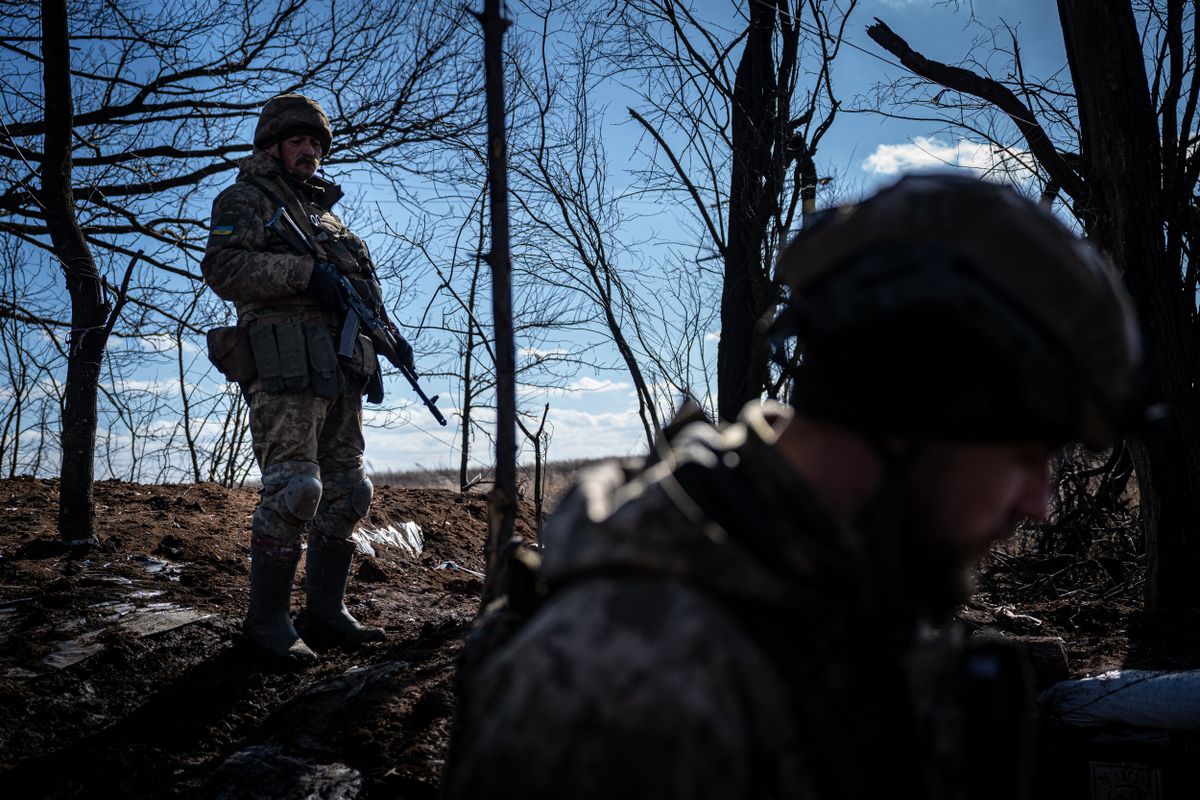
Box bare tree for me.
[603,0,859,420]
[37,0,121,542]
[865,3,1200,610]
[0,0,478,508]
[508,2,667,448]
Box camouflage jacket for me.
[201,151,383,323]
[445,403,1032,800]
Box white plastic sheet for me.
[352,521,423,559]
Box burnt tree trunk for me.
[41,0,112,543]
[478,0,518,608]
[1058,0,1200,609]
[718,0,781,421]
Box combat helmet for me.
[772,174,1143,449]
[253,93,333,155]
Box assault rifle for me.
[265,205,448,426]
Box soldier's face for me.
[273,135,323,180]
[901,442,1052,613]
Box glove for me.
[393,331,416,375]
[305,260,345,313]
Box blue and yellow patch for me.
[212,224,235,236]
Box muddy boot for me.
[304,543,385,644]
[244,555,318,664]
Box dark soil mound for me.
[0,478,535,798]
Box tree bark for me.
[1058,0,1200,610]
[40,0,111,543]
[718,0,779,421]
[478,0,518,608]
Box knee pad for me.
[309,467,371,544]
[350,475,374,519]
[260,460,322,524]
[281,474,322,521]
[319,466,372,521]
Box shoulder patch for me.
[210,212,239,236]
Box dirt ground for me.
[0,476,1197,798]
[0,477,538,798]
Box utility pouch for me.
[350,332,383,403]
[274,321,309,392]
[205,326,257,384]
[306,324,343,400]
[350,333,378,377]
[365,369,384,404]
[248,325,285,393]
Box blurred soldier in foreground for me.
[444,175,1143,798]
[202,95,414,663]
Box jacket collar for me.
[237,150,344,210]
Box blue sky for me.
[1,0,1074,480]
[352,0,1069,473]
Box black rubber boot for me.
[243,555,318,664]
[304,543,386,643]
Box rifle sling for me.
[244,176,330,261]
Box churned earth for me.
[0,476,1194,798]
[0,477,538,798]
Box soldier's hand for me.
[305,260,345,312]
[394,333,416,376]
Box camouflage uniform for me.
[445,403,1032,800]
[447,175,1144,798]
[203,95,388,660]
[203,148,382,559]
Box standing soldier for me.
[444,175,1146,798]
[202,94,414,664]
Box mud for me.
[0,477,1195,798]
[0,477,534,798]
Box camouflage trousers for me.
[248,376,373,561]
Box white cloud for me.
[108,377,182,395]
[536,406,648,461]
[358,393,650,472]
[862,136,1002,176]
[518,376,632,400]
[704,330,720,342]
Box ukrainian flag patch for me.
[212,224,234,235]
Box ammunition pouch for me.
[206,326,257,384]
[347,331,383,404]
[246,321,344,399]
[365,369,384,404]
[348,332,378,378]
